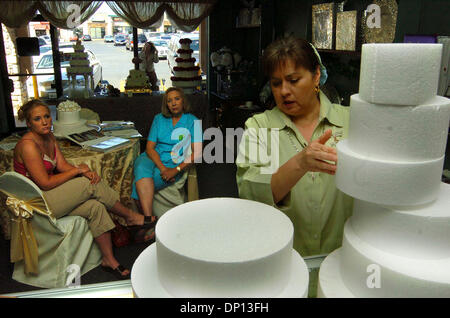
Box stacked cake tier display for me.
[171,38,202,94]
[131,198,310,298]
[125,69,151,90]
[67,40,93,98]
[318,44,450,298]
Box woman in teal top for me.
[236,36,353,296]
[132,87,203,241]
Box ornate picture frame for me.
[312,2,335,50]
[361,0,398,44]
[336,11,357,51]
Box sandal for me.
[133,228,155,244]
[127,215,158,231]
[101,264,130,280]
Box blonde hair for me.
[17,99,50,122]
[161,87,191,117]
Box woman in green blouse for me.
[236,36,354,296]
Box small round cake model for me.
[131,198,310,298]
[318,43,450,298]
[171,38,201,94]
[52,100,86,135]
[67,40,94,98]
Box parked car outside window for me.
[150,38,168,59]
[38,35,51,45]
[81,34,92,41]
[114,35,127,46]
[32,42,74,69]
[126,33,148,51]
[104,35,114,43]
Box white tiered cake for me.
[53,100,86,135]
[125,69,151,90]
[131,198,310,298]
[170,38,201,94]
[67,40,93,98]
[318,43,450,298]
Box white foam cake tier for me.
[131,198,310,298]
[348,94,450,161]
[132,244,309,298]
[359,43,442,106]
[336,139,444,206]
[318,183,450,298]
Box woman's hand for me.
[83,170,101,184]
[77,164,101,184]
[160,167,178,183]
[296,129,337,175]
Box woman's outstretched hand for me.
[296,129,337,175]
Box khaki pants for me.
[43,177,118,238]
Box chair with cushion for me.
[0,172,101,289]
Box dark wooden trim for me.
[50,24,62,98]
[0,26,16,132]
[133,27,139,70]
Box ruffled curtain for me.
[0,1,217,30]
[106,1,166,29]
[0,1,101,29]
[37,1,103,29]
[165,2,215,32]
[0,1,40,28]
[106,1,216,32]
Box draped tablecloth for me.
[0,135,140,239]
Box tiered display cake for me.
[171,38,202,94]
[318,44,450,298]
[67,40,93,98]
[53,100,86,135]
[131,198,310,298]
[125,69,151,90]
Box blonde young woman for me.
[236,36,354,296]
[13,99,154,279]
[132,87,203,241]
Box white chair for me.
[0,172,101,289]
